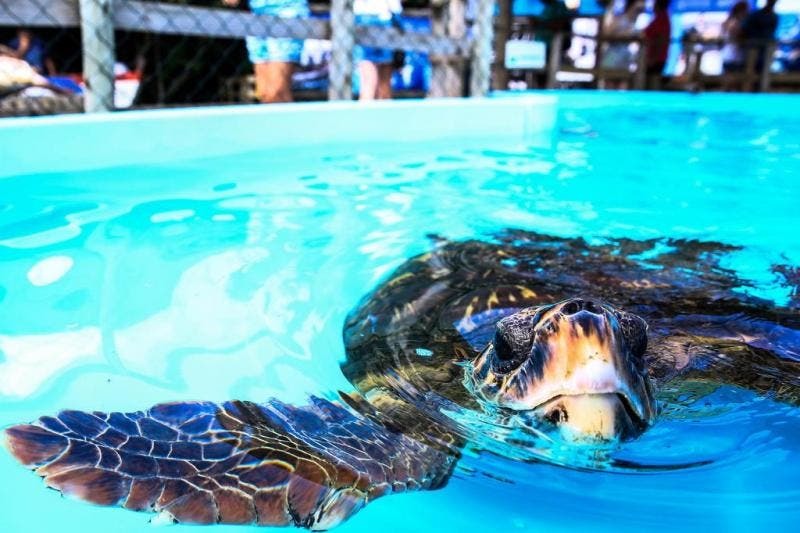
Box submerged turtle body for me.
[5,231,800,529]
[343,232,800,420]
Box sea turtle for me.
[5,230,800,529]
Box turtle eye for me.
[617,311,648,357]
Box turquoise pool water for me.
[1,94,799,531]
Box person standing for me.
[721,1,750,73]
[223,0,310,103]
[601,0,645,89]
[601,0,645,69]
[535,0,573,58]
[354,0,403,100]
[741,0,779,71]
[643,0,671,88]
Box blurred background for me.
[1,0,799,116]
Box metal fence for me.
[0,0,494,116]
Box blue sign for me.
[512,0,606,16]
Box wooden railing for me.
[679,37,792,93]
[525,32,800,93]
[544,32,649,90]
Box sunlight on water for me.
[1,97,799,531]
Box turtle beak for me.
[471,298,656,442]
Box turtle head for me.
[470,298,655,442]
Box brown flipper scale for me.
[3,397,456,530]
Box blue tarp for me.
[512,0,756,16]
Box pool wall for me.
[0,96,557,179]
[4,90,796,180]
[496,89,800,114]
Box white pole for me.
[79,0,116,112]
[329,0,354,101]
[470,0,495,97]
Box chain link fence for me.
[0,0,494,116]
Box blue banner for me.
[512,0,756,16]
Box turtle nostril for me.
[494,332,516,361]
[583,300,602,314]
[562,299,603,316]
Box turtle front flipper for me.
[648,312,800,405]
[3,397,456,530]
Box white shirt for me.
[353,0,402,20]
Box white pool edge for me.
[0,96,557,179]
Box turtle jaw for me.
[469,298,656,442]
[506,355,655,433]
[474,353,653,442]
[531,391,647,442]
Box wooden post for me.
[546,32,563,89]
[79,0,116,112]
[329,0,354,101]
[469,0,495,97]
[595,5,611,88]
[744,47,757,92]
[429,5,445,96]
[492,0,512,91]
[759,42,776,93]
[634,40,646,90]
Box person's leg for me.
[247,35,302,104]
[254,61,294,103]
[646,62,665,90]
[722,62,743,92]
[376,63,393,99]
[358,60,379,101]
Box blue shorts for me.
[246,36,305,64]
[355,15,394,65]
[355,45,394,64]
[246,0,309,64]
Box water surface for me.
[1,95,799,531]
